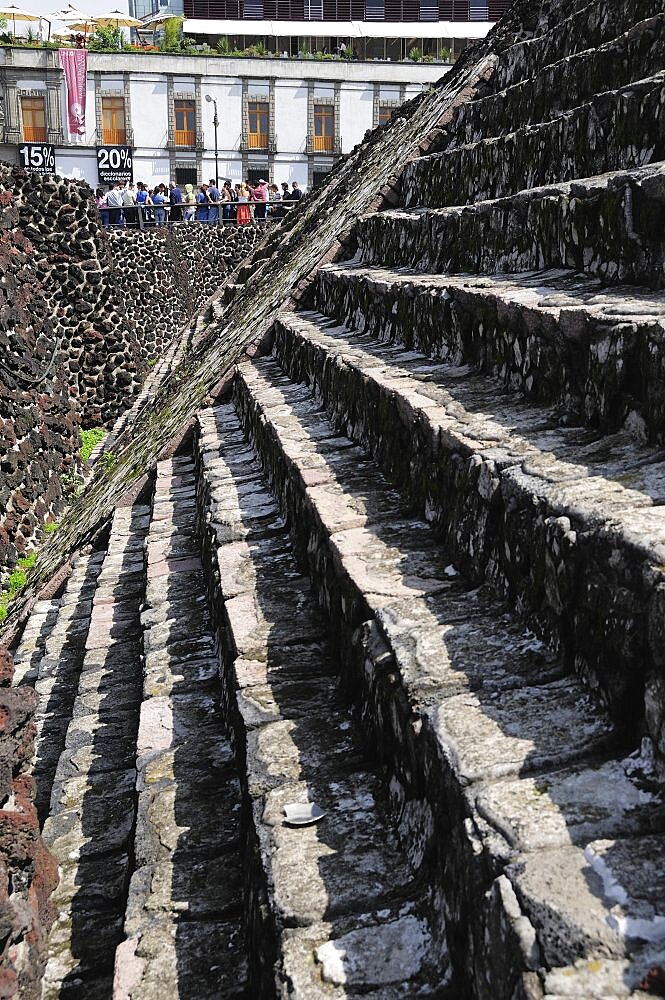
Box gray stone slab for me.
[475,756,665,852]
[257,775,415,926]
[429,678,612,782]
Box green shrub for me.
[0,553,37,623]
[408,45,422,62]
[88,25,128,51]
[159,16,184,52]
[80,427,106,463]
[43,521,59,535]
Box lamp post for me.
[205,94,219,188]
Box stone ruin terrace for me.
[3,0,665,997]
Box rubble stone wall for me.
[105,224,267,360]
[0,649,58,1000]
[4,166,146,429]
[0,180,79,570]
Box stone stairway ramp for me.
[494,0,662,93]
[312,261,665,443]
[449,13,665,148]
[227,353,665,998]
[194,405,453,998]
[11,549,106,821]
[403,71,665,209]
[270,309,665,742]
[114,455,248,999]
[358,161,665,289]
[38,502,151,998]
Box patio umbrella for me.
[94,8,142,28]
[0,4,41,37]
[55,6,95,42]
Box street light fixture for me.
[205,93,219,188]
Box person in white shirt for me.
[105,184,124,227]
[121,183,137,227]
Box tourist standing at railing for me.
[136,182,152,224]
[96,188,110,229]
[122,184,137,227]
[236,182,251,226]
[152,185,167,226]
[221,181,235,223]
[207,179,221,223]
[251,178,269,223]
[183,183,197,222]
[268,183,281,220]
[291,181,303,203]
[169,182,183,222]
[196,184,210,223]
[106,183,124,227]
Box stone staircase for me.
[8,0,665,996]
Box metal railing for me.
[23,126,47,142]
[98,200,294,230]
[174,128,196,147]
[312,134,334,153]
[247,132,268,149]
[102,128,127,145]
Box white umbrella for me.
[94,8,142,27]
[0,3,40,36]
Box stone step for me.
[195,406,453,998]
[312,261,665,444]
[228,354,665,998]
[446,14,665,150]
[114,456,249,1000]
[11,549,106,821]
[39,502,151,1000]
[358,162,665,290]
[496,0,664,93]
[270,310,665,753]
[402,73,665,209]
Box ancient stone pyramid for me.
[4,0,665,995]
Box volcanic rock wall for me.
[4,166,146,428]
[0,648,58,1000]
[0,180,79,570]
[105,223,266,360]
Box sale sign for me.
[97,145,133,184]
[59,49,87,137]
[18,143,56,173]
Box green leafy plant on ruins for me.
[0,553,36,623]
[80,427,107,463]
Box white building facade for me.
[0,44,482,190]
[0,28,504,188]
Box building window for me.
[378,105,393,126]
[174,98,196,147]
[248,100,269,149]
[312,168,331,188]
[313,104,334,152]
[175,165,197,186]
[247,165,269,185]
[21,96,47,142]
[101,96,126,145]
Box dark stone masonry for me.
[3,0,665,997]
[106,223,266,362]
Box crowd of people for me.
[96,178,304,227]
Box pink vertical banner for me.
[58,49,87,136]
